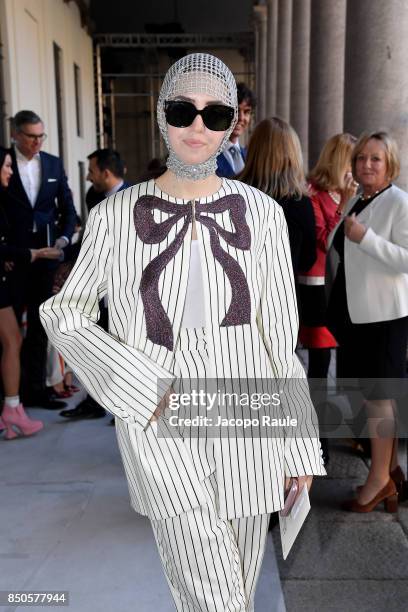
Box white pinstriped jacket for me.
[40,178,325,520]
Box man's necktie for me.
[229,146,245,174]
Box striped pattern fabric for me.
[140,330,269,611]
[151,470,269,612]
[40,178,326,522]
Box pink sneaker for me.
[2,404,43,440]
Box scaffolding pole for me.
[94,43,104,148]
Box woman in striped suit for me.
[40,54,325,611]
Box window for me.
[74,63,83,137]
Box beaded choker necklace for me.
[360,190,380,201]
[360,184,391,201]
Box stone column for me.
[309,0,346,169]
[290,0,311,166]
[253,4,268,121]
[275,0,292,120]
[344,0,408,189]
[266,0,278,116]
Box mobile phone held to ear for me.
[280,478,299,517]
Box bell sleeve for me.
[39,204,173,431]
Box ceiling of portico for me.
[88,0,253,33]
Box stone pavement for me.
[276,349,408,612]
[272,440,408,612]
[0,391,285,612]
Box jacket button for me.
[2,276,6,281]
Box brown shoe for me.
[356,465,407,498]
[342,479,398,513]
[391,465,408,502]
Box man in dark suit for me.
[60,148,131,420]
[216,83,256,178]
[85,148,131,212]
[6,110,77,408]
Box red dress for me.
[298,185,341,348]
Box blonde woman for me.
[295,134,357,460]
[239,116,316,277]
[327,131,408,512]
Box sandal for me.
[64,384,80,393]
[51,389,73,399]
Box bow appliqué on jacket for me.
[134,194,251,350]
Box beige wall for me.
[0,0,96,213]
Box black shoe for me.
[268,512,279,531]
[23,392,67,410]
[60,399,106,420]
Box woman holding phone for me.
[299,134,357,462]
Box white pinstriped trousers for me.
[150,329,270,611]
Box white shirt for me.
[181,240,206,328]
[15,146,41,206]
[222,141,244,174]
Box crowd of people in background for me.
[1,76,408,513]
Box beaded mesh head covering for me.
[157,53,238,180]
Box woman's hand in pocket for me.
[150,386,175,423]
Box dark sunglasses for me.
[164,100,234,131]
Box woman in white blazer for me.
[40,54,325,611]
[327,131,408,513]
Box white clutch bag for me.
[279,483,311,560]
